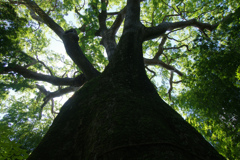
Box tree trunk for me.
[27,30,225,160]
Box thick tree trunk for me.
[27,30,225,160]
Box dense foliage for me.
[0,0,239,159]
[0,122,28,159]
[177,9,240,159]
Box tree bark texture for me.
[27,30,225,160]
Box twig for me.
[145,66,156,80]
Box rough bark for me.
[27,26,225,160]
[26,1,226,159]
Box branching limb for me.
[168,71,174,101]
[22,1,100,79]
[154,36,167,59]
[50,99,59,117]
[124,0,141,30]
[173,80,182,84]
[23,0,64,39]
[35,55,54,76]
[36,84,78,119]
[98,0,108,32]
[43,86,79,102]
[145,66,156,80]
[99,7,126,61]
[22,53,55,76]
[28,8,45,23]
[165,45,190,52]
[143,9,236,41]
[62,29,100,79]
[110,7,127,35]
[1,64,87,86]
[144,58,183,76]
[107,12,120,15]
[143,19,217,41]
[36,84,50,119]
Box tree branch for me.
[1,64,87,86]
[145,66,156,80]
[43,86,79,102]
[143,10,236,41]
[98,0,108,32]
[110,7,127,35]
[144,58,183,76]
[50,99,58,117]
[173,80,182,84]
[164,45,190,51]
[36,84,78,118]
[35,55,54,76]
[99,7,126,61]
[62,29,100,79]
[28,8,45,23]
[23,0,64,39]
[23,1,100,79]
[168,71,174,101]
[124,0,141,31]
[107,12,120,15]
[154,36,167,59]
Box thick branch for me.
[99,7,126,61]
[110,7,127,35]
[1,64,87,86]
[62,29,100,79]
[143,15,233,41]
[23,0,64,39]
[23,1,100,79]
[143,22,169,41]
[98,6,107,32]
[43,86,79,102]
[124,0,141,31]
[28,8,45,23]
[154,36,167,59]
[144,58,183,76]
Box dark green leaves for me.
[177,9,240,159]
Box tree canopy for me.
[176,9,240,159]
[0,0,239,159]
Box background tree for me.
[0,0,239,159]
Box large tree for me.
[1,0,239,159]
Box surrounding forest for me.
[0,0,240,159]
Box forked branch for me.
[144,58,183,76]
[1,64,87,86]
[143,9,236,41]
